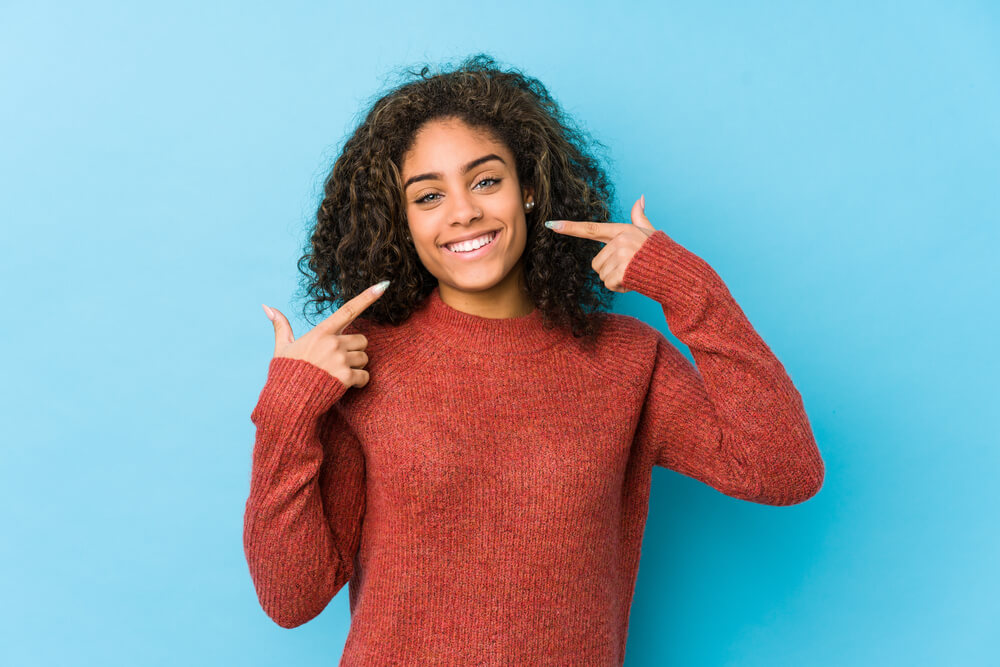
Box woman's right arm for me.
[243,356,365,629]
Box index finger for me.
[546,220,629,243]
[322,280,389,335]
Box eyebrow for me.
[403,154,507,191]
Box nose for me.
[447,187,483,226]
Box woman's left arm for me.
[545,201,825,506]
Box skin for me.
[400,116,537,319]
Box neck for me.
[436,264,534,319]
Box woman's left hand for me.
[544,196,657,293]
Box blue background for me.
[2,1,997,665]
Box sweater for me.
[243,229,825,665]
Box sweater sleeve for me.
[243,356,366,627]
[621,230,825,506]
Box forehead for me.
[401,118,510,172]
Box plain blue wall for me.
[2,1,997,665]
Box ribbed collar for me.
[408,285,570,354]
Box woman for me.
[243,53,825,665]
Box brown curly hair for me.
[295,52,621,342]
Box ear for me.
[522,185,535,204]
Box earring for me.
[525,200,535,211]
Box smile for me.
[442,230,500,258]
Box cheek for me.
[500,195,524,218]
[505,221,529,259]
[406,213,433,244]
[411,227,445,263]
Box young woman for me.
[244,54,825,665]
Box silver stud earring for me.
[525,201,535,211]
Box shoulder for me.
[340,316,403,353]
[339,314,429,370]
[559,311,665,386]
[341,312,410,336]
[594,311,665,351]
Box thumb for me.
[630,195,656,231]
[262,304,295,352]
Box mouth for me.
[441,229,501,260]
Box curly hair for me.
[296,52,621,342]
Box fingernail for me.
[373,279,390,295]
[261,304,275,321]
[640,194,645,212]
[544,220,563,230]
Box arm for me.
[622,230,825,506]
[243,356,366,627]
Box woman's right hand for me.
[262,281,390,390]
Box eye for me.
[475,177,501,189]
[413,177,502,205]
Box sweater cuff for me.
[621,229,724,313]
[250,356,349,427]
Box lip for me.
[441,228,502,246]
[440,229,501,260]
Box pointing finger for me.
[544,219,628,243]
[321,280,391,335]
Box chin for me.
[441,272,508,293]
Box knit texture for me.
[243,229,825,665]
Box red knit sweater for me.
[243,229,825,665]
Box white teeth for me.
[445,231,496,253]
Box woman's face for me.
[400,116,533,295]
